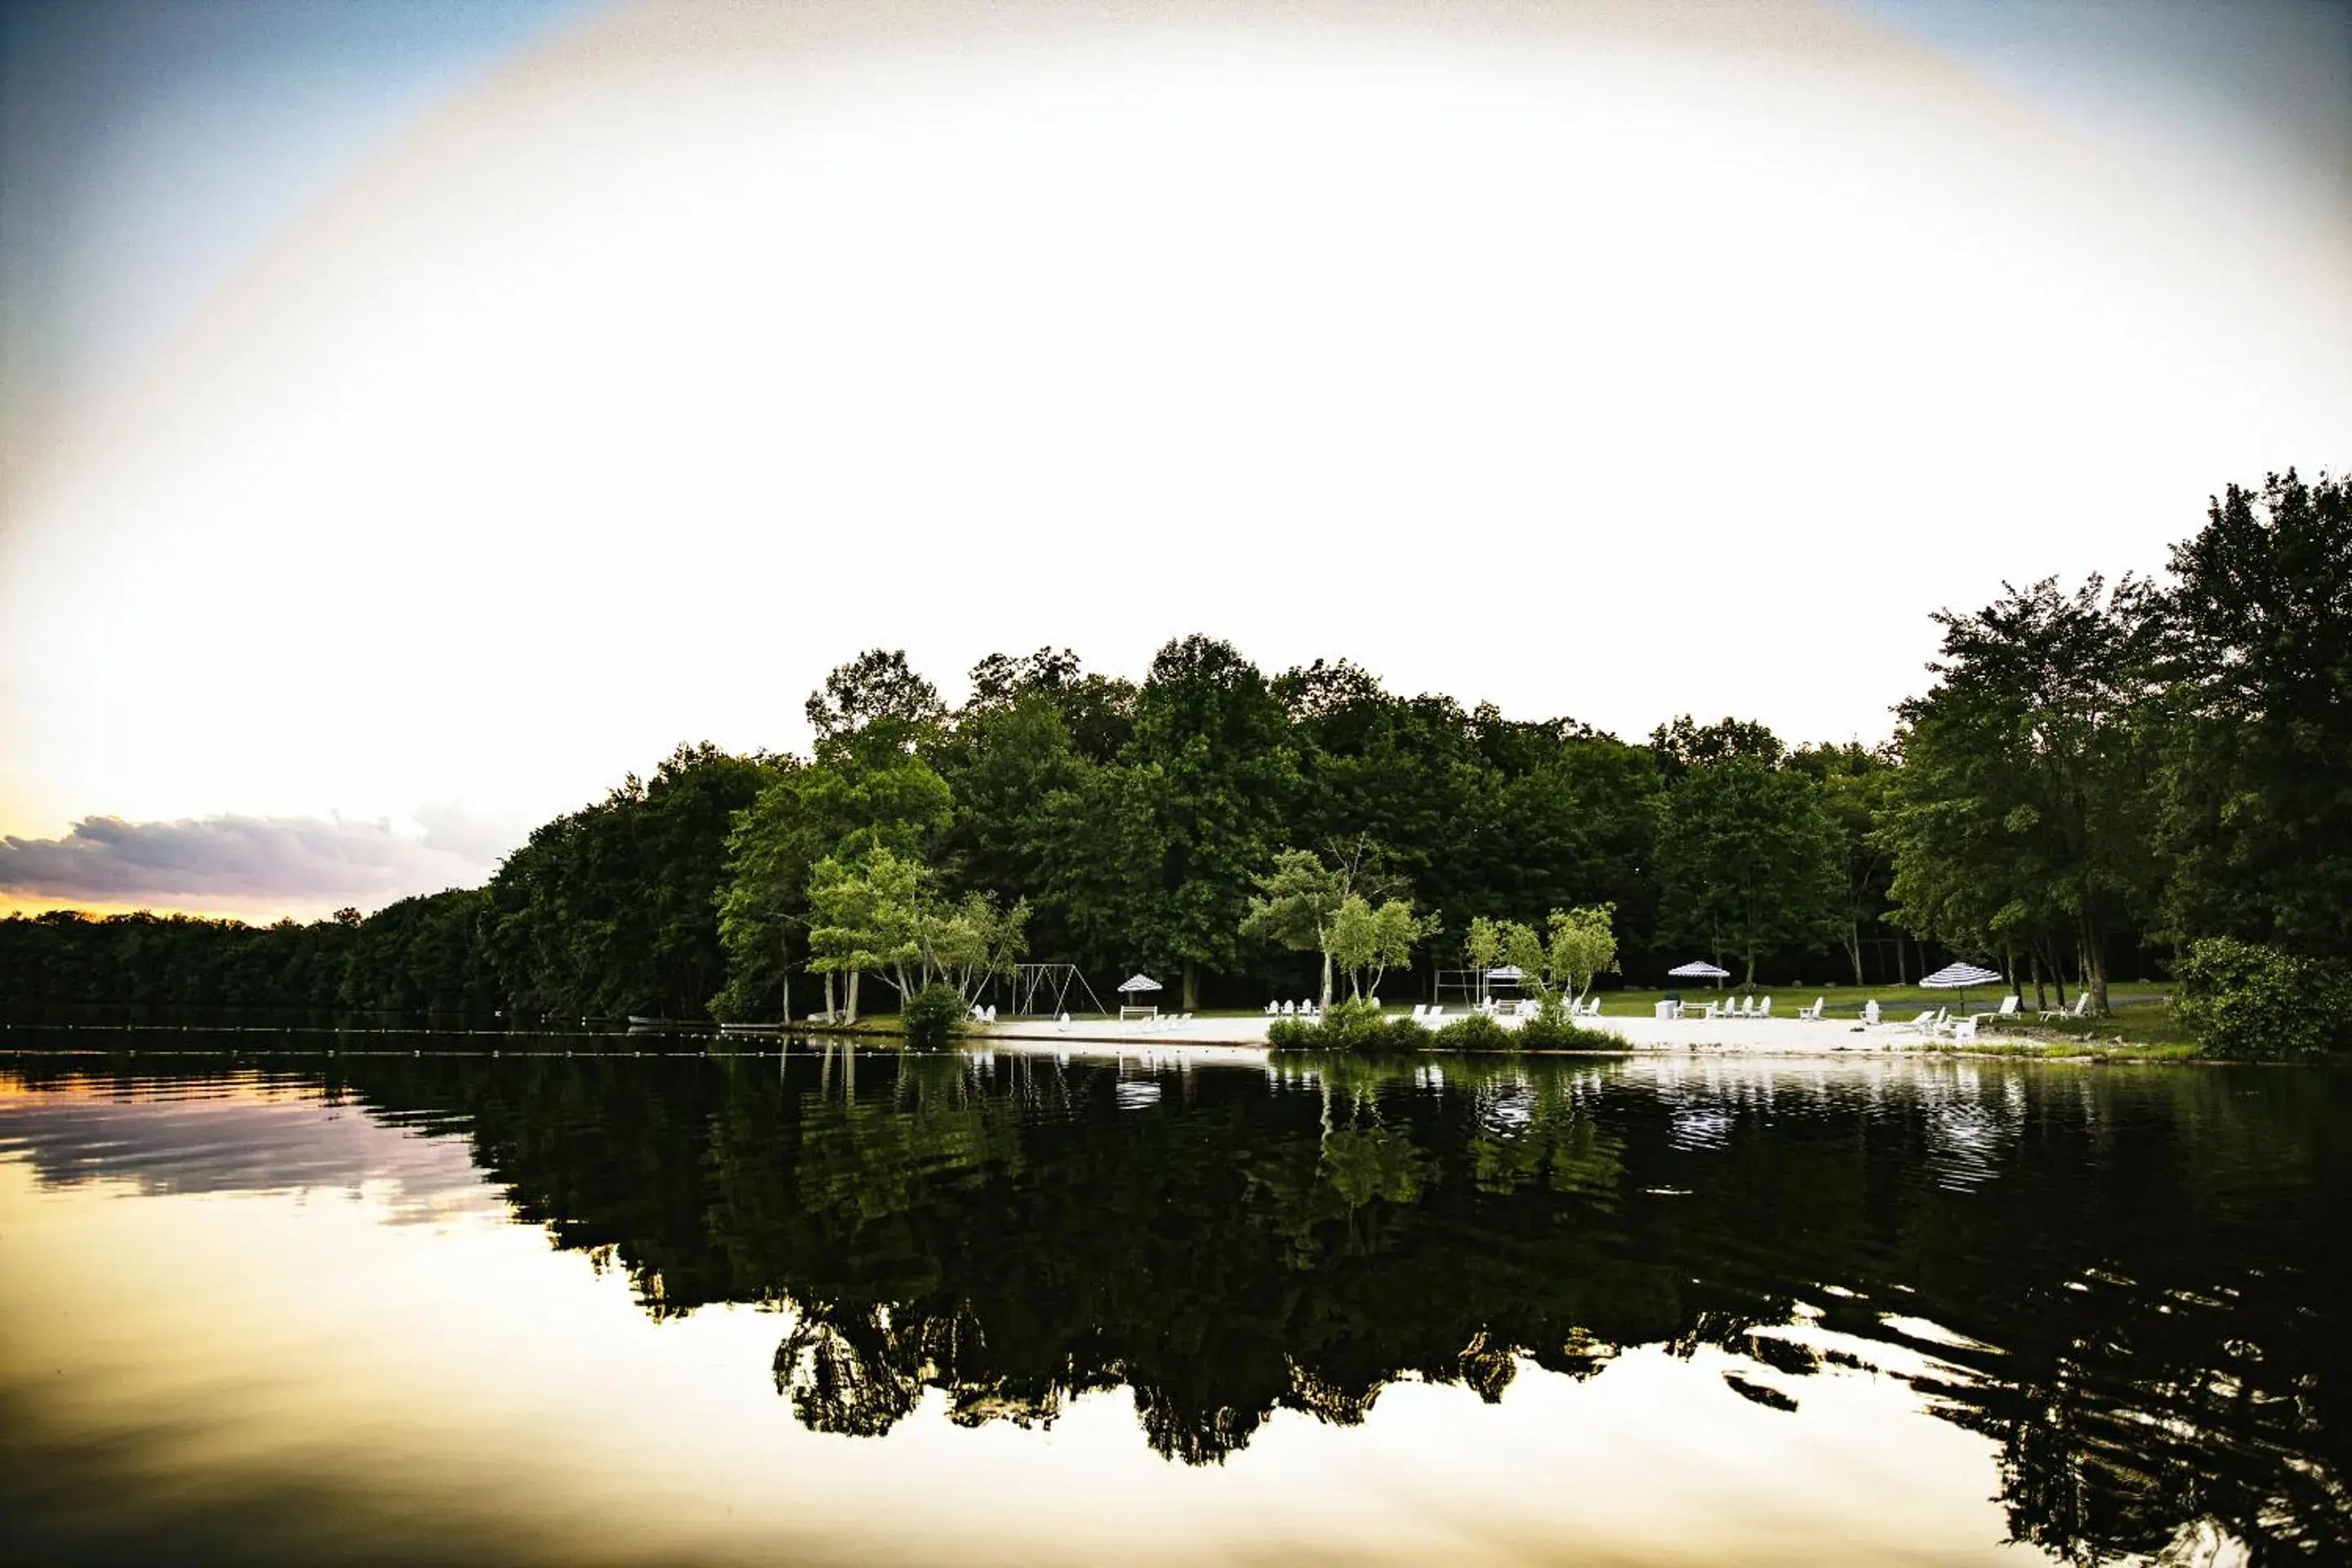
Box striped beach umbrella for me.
[1920,961,2004,1009]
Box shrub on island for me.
[1268,996,1624,1054]
[1430,1013,1512,1052]
[1268,998,1429,1053]
[1516,1003,1622,1051]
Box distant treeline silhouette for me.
[4,473,2342,1027]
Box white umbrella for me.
[1920,962,2004,1009]
[1117,974,1161,993]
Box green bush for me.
[1267,1014,1321,1049]
[2173,938,2350,1060]
[898,984,968,1050]
[1517,1001,1624,1050]
[1432,1013,1514,1052]
[1268,998,1430,1053]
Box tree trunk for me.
[2029,951,2047,1011]
[845,969,862,1026]
[1320,948,1334,1009]
[1183,960,1198,1013]
[782,973,792,1027]
[823,970,836,1022]
[2079,920,2109,1014]
[1844,922,1866,987]
[1744,947,1758,987]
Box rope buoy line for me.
[0,1045,808,1058]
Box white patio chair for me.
[1949,1018,1978,1042]
[1281,1000,1295,1016]
[1265,1001,1280,1016]
[1863,1000,1880,1026]
[2038,994,2090,1022]
[1972,995,2020,1025]
[1757,996,1773,1018]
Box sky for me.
[2,0,2347,920]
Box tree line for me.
[3,472,2341,1031]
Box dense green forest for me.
[3,472,2344,1029]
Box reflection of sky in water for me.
[2,1054,2328,1566]
[0,1074,502,1222]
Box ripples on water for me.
[0,1033,2344,1566]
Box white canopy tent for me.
[1668,961,1731,989]
[1475,963,1526,1007]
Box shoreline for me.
[966,1012,2193,1064]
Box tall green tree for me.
[1240,849,1348,1005]
[2151,470,2352,958]
[481,742,777,1018]
[1878,577,2160,1011]
[804,846,929,1024]
[1546,905,1619,1002]
[1653,748,1842,986]
[338,889,497,1013]
[804,648,946,746]
[1111,635,1297,1010]
[928,649,1132,963]
[1325,894,1429,1001]
[1789,743,1899,986]
[713,706,953,1021]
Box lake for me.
[2,1034,2343,1565]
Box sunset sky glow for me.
[2,0,2346,919]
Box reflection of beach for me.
[973,1012,1931,1056]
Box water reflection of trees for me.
[52,1045,2336,1562]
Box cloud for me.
[0,813,500,911]
[411,800,533,866]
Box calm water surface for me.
[1,1035,2345,1565]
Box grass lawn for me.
[1583,981,2169,1021]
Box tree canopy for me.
[8,470,2343,1031]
